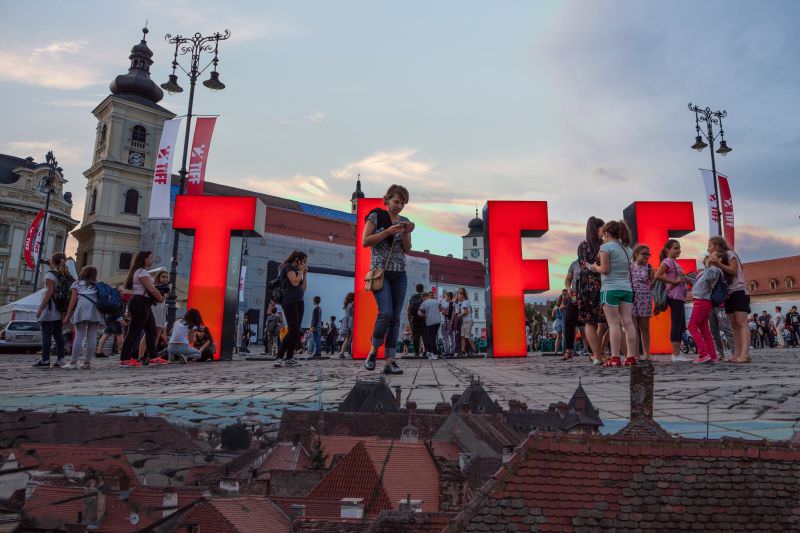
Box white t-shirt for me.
[169,319,195,345]
[38,271,62,322]
[132,268,152,296]
[775,312,784,327]
[460,299,473,321]
[71,280,97,295]
[418,299,442,326]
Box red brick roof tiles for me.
[367,510,454,533]
[181,497,292,533]
[5,443,138,485]
[259,442,312,474]
[446,433,800,532]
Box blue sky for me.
[2,1,798,291]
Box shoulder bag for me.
[365,235,398,292]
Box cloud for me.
[34,41,89,55]
[731,225,800,262]
[2,140,84,166]
[305,111,327,124]
[41,99,102,109]
[241,174,331,199]
[331,149,437,185]
[591,165,630,183]
[0,48,105,89]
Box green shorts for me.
[600,290,634,307]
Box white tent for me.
[0,289,44,325]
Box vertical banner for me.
[700,169,720,237]
[186,117,217,196]
[149,118,182,218]
[32,214,47,265]
[239,265,247,304]
[717,174,735,248]
[23,210,45,269]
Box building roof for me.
[451,377,500,415]
[446,432,800,532]
[108,28,164,104]
[0,410,201,452]
[270,496,343,520]
[267,470,327,497]
[338,379,399,413]
[22,484,203,532]
[4,443,138,485]
[0,153,37,185]
[291,518,371,532]
[408,251,485,287]
[368,511,454,533]
[743,255,800,296]
[180,497,292,533]
[462,211,484,238]
[258,442,311,474]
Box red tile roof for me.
[259,442,311,474]
[180,497,291,533]
[23,485,204,532]
[408,251,485,287]
[447,433,800,532]
[743,255,800,296]
[270,496,343,520]
[5,444,138,485]
[368,511,454,533]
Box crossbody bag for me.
[365,234,398,292]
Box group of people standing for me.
[561,216,752,366]
[405,285,477,359]
[32,251,215,369]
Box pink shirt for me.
[661,258,687,300]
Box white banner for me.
[33,213,48,265]
[239,265,247,304]
[148,118,182,219]
[700,169,720,237]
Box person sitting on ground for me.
[192,325,216,362]
[166,308,204,363]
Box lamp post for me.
[32,151,58,291]
[160,29,230,331]
[688,103,733,236]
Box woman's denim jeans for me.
[371,270,407,357]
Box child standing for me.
[630,245,654,359]
[688,252,728,364]
[62,266,105,369]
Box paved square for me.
[1,348,798,440]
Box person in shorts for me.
[456,287,476,355]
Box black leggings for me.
[668,297,686,342]
[121,295,156,361]
[277,301,304,360]
[563,300,579,351]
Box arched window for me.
[749,281,757,293]
[100,124,107,144]
[786,277,795,289]
[769,279,778,290]
[124,189,139,214]
[119,252,132,270]
[131,125,147,143]
[472,237,477,246]
[89,189,97,214]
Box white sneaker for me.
[61,362,77,370]
[671,354,693,363]
[427,353,439,360]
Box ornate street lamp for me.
[688,103,733,236]
[161,29,231,331]
[31,151,58,291]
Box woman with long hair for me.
[33,252,71,368]
[363,184,414,375]
[167,308,204,363]
[576,216,607,364]
[707,236,751,363]
[456,287,477,355]
[274,250,308,367]
[62,266,105,369]
[119,251,165,366]
[338,292,355,358]
[654,239,691,362]
[589,220,638,366]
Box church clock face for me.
[128,151,145,167]
[470,248,481,258]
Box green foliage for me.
[309,439,328,470]
[220,423,251,451]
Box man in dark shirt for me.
[786,306,800,347]
[310,296,323,357]
[758,311,774,347]
[407,284,426,356]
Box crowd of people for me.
[749,307,800,348]
[554,216,755,366]
[32,250,216,369]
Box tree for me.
[309,439,328,470]
[220,423,251,451]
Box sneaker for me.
[149,357,168,365]
[671,354,693,363]
[127,359,142,367]
[285,358,299,366]
[51,360,64,369]
[94,352,108,359]
[383,361,403,375]
[364,349,377,371]
[591,358,603,366]
[693,355,714,364]
[61,362,77,370]
[273,359,283,368]
[427,353,439,360]
[81,362,91,369]
[32,360,50,368]
[622,356,637,366]
[119,360,131,367]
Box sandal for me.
[561,351,573,361]
[728,355,751,364]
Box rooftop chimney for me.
[162,489,178,518]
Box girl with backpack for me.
[274,250,308,367]
[630,244,655,359]
[588,220,638,367]
[655,239,691,362]
[362,184,415,375]
[707,237,752,363]
[61,266,105,369]
[119,251,165,367]
[33,252,71,368]
[688,252,729,364]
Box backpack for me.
[710,272,728,307]
[651,279,669,315]
[409,293,423,319]
[49,270,74,313]
[269,274,283,304]
[93,282,123,315]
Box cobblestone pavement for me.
[1,348,798,440]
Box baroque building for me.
[72,28,175,278]
[0,154,77,303]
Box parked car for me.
[0,321,42,353]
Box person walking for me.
[95,283,125,359]
[774,306,786,348]
[589,220,638,367]
[687,252,728,364]
[33,253,72,368]
[630,244,654,359]
[707,237,751,363]
[309,296,323,358]
[119,251,166,367]
[407,284,426,356]
[577,217,607,365]
[363,184,414,375]
[456,287,477,355]
[338,292,355,358]
[655,239,691,362]
[418,292,442,359]
[61,266,105,369]
[263,307,282,356]
[274,250,308,367]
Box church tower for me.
[462,209,484,263]
[73,28,175,279]
[350,174,365,214]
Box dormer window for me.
[786,277,795,289]
[769,278,778,290]
[749,281,757,293]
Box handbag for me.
[365,234,398,292]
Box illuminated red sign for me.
[624,201,696,354]
[352,198,386,360]
[484,201,550,357]
[173,195,265,359]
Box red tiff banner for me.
[484,201,550,357]
[623,201,696,355]
[173,195,265,359]
[352,198,386,360]
[186,117,216,195]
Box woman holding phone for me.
[274,250,308,367]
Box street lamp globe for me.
[691,135,708,152]
[203,71,226,91]
[716,139,732,156]
[160,74,184,94]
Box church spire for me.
[350,172,365,214]
[109,27,164,104]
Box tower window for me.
[119,252,132,271]
[100,124,107,144]
[89,189,97,214]
[0,224,9,245]
[473,237,477,246]
[124,189,139,214]
[131,125,147,143]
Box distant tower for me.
[350,173,365,214]
[462,208,484,262]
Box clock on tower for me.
[128,151,145,167]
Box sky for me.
[2,1,798,294]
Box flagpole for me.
[689,103,732,237]
[32,151,57,291]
